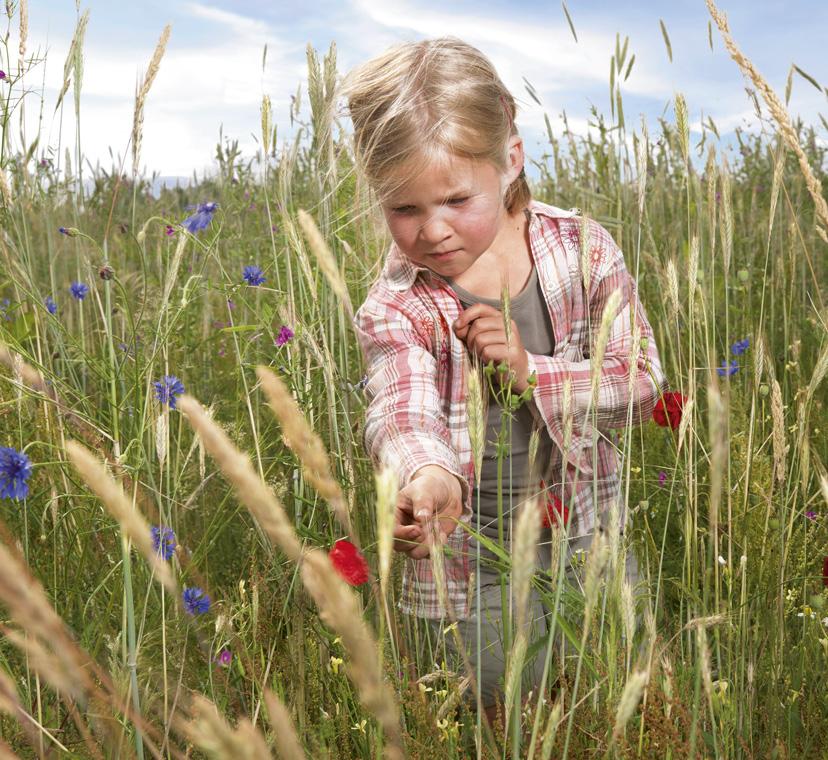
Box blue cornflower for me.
[44,295,57,315]
[0,447,33,501]
[0,298,10,321]
[181,202,218,234]
[151,525,176,561]
[153,375,185,409]
[242,265,266,286]
[182,587,210,615]
[717,359,739,377]
[731,338,750,356]
[70,282,89,301]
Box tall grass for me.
[0,3,826,758]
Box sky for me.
[3,0,827,183]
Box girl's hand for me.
[452,304,531,393]
[393,465,463,559]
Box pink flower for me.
[658,471,667,487]
[216,649,232,668]
[276,325,294,347]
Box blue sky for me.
[7,1,828,179]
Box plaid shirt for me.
[353,199,668,619]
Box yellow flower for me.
[351,719,367,733]
[330,656,344,675]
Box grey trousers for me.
[419,529,641,709]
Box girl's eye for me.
[447,197,468,206]
[391,206,415,215]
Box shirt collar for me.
[381,199,581,292]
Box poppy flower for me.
[539,480,570,529]
[329,539,369,586]
[653,391,686,430]
[823,556,828,588]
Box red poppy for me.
[823,555,828,588]
[539,480,570,529]
[329,539,370,586]
[653,391,686,430]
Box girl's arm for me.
[353,295,471,508]
[527,223,668,457]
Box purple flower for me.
[165,225,175,236]
[242,265,266,286]
[0,71,6,81]
[153,375,185,409]
[182,202,218,234]
[0,447,33,500]
[716,359,738,377]
[731,338,750,356]
[151,525,176,561]
[275,325,294,347]
[44,295,57,315]
[658,471,667,487]
[806,511,817,521]
[70,282,89,301]
[227,299,236,310]
[182,587,210,616]
[216,648,232,667]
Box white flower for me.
[717,555,727,566]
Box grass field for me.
[0,3,827,758]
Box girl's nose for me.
[419,213,452,244]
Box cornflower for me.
[242,265,266,286]
[153,375,185,409]
[0,447,33,500]
[44,295,57,315]
[151,525,176,561]
[182,587,211,615]
[181,202,217,234]
[70,282,89,300]
[717,359,739,377]
[731,338,750,355]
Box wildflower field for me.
[1,3,827,758]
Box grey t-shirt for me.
[447,264,556,551]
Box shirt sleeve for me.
[526,222,669,469]
[353,293,471,508]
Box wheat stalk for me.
[177,395,302,561]
[297,209,354,319]
[720,155,733,273]
[589,288,622,417]
[256,365,353,537]
[707,0,828,242]
[770,379,787,482]
[65,440,176,593]
[184,694,271,759]
[612,669,649,741]
[17,0,27,64]
[132,24,171,177]
[374,466,397,596]
[261,690,304,760]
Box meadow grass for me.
[0,3,827,758]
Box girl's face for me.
[380,137,525,278]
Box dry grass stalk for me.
[696,626,714,704]
[677,395,694,454]
[55,10,89,112]
[612,669,649,741]
[296,209,354,320]
[674,93,689,165]
[132,24,172,176]
[504,496,540,723]
[770,379,787,482]
[720,155,733,273]
[707,383,725,539]
[255,366,353,537]
[65,441,176,593]
[683,613,727,631]
[466,356,486,485]
[665,258,679,323]
[17,0,27,63]
[0,168,11,208]
[184,694,271,759]
[2,626,80,699]
[707,0,828,242]
[177,395,302,561]
[263,690,305,760]
[589,288,622,416]
[620,580,636,666]
[635,119,649,215]
[579,215,592,292]
[300,550,404,760]
[540,697,563,760]
[374,466,397,595]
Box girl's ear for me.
[506,134,525,183]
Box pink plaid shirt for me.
[353,199,668,619]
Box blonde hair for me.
[340,36,531,215]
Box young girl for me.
[344,37,667,718]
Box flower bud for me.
[737,269,749,283]
[99,264,114,280]
[759,384,769,397]
[640,337,650,350]
[483,360,496,377]
[496,360,509,375]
